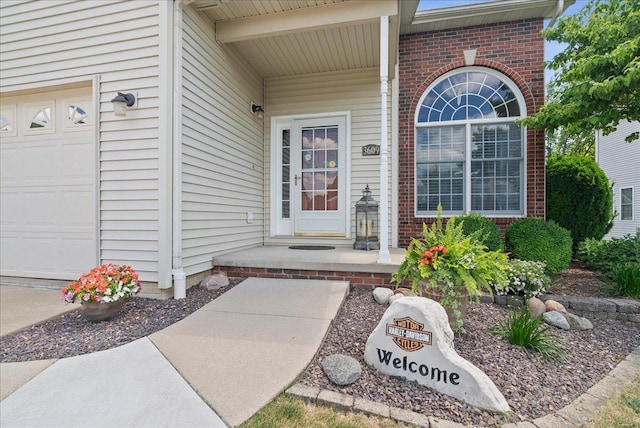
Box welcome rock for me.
[364,296,510,413]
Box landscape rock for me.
[545,299,567,313]
[321,354,362,386]
[543,311,571,330]
[200,273,229,290]
[364,296,510,413]
[373,287,394,305]
[389,294,405,305]
[562,312,594,330]
[394,287,416,296]
[528,297,546,318]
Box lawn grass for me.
[587,376,640,428]
[239,394,411,428]
[241,376,640,428]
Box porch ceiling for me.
[192,0,408,78]
[191,0,573,78]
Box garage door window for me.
[66,103,90,129]
[0,105,16,136]
[25,101,54,134]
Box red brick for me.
[398,19,545,245]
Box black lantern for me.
[353,184,379,250]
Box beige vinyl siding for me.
[1,0,164,283]
[598,120,640,239]
[181,6,264,276]
[264,67,392,246]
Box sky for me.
[416,0,591,84]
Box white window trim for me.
[620,186,634,221]
[413,66,528,218]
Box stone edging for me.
[286,346,640,428]
[487,294,640,323]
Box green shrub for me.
[490,306,566,362]
[457,212,503,252]
[577,233,640,276]
[493,259,551,299]
[505,218,572,275]
[608,262,640,299]
[546,155,614,253]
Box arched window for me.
[414,67,526,216]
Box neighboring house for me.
[0,0,572,298]
[596,120,640,239]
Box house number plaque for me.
[362,144,380,156]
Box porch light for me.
[354,184,379,251]
[251,102,264,119]
[111,92,136,117]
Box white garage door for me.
[1,87,97,280]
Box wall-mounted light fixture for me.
[251,102,264,119]
[111,92,136,117]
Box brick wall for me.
[398,19,546,246]
[212,266,393,290]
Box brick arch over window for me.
[405,62,538,144]
[397,20,546,246]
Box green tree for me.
[546,125,595,158]
[523,0,640,142]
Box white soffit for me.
[192,0,398,78]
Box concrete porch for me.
[212,246,407,289]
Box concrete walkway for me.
[0,278,350,427]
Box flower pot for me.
[81,299,125,322]
[418,282,469,322]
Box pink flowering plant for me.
[62,263,140,304]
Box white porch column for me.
[378,15,391,263]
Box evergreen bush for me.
[505,218,572,276]
[546,155,613,253]
[457,212,504,252]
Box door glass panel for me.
[300,126,339,212]
[281,130,290,218]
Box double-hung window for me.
[415,67,526,216]
[621,187,633,220]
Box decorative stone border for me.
[287,346,640,428]
[487,294,640,323]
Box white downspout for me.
[548,0,564,27]
[171,0,190,299]
[378,15,392,264]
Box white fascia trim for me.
[412,0,559,25]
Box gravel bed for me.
[0,283,238,362]
[299,290,640,426]
[1,282,638,427]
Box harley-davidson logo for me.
[386,316,432,351]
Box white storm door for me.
[292,116,347,236]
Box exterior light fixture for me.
[251,102,264,119]
[353,184,379,251]
[111,92,136,117]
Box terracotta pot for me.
[81,299,125,322]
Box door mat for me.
[288,245,336,250]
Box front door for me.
[272,115,348,237]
